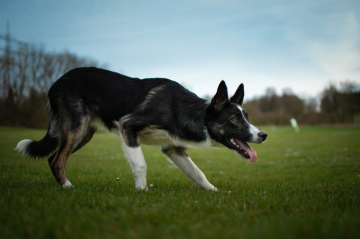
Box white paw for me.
[62,179,73,188]
[135,184,148,191]
[198,184,218,191]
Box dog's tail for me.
[15,128,58,158]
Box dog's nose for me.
[259,131,268,141]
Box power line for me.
[0,35,28,46]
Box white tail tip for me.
[15,139,33,155]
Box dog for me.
[15,67,267,190]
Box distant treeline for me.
[242,83,360,125]
[1,42,359,128]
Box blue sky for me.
[1,0,359,100]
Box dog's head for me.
[205,81,267,162]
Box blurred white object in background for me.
[290,118,300,133]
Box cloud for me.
[289,11,360,80]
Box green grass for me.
[0,126,359,239]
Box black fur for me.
[230,83,244,105]
[50,67,208,145]
[25,127,58,158]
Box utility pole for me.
[4,20,11,97]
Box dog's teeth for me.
[230,138,237,146]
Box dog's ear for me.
[211,80,229,111]
[230,83,244,105]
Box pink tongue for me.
[235,139,258,162]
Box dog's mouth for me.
[228,138,257,162]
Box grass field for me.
[1,126,359,239]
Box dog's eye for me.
[233,117,239,123]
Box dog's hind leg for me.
[162,146,218,191]
[48,137,74,187]
[48,116,90,187]
[71,126,96,154]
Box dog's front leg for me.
[162,146,218,191]
[114,119,147,190]
[122,144,148,190]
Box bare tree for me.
[304,97,318,114]
[281,88,304,119]
[258,87,280,113]
[321,81,360,123]
[340,80,360,123]
[0,41,103,128]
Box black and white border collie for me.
[16,67,267,191]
